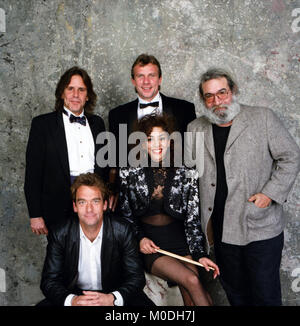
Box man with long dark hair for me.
[24,66,106,235]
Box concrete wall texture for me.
[0,0,299,306]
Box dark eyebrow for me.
[76,197,102,202]
[204,88,227,95]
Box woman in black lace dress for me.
[118,114,219,306]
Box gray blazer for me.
[185,105,300,248]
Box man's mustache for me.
[212,105,229,113]
[212,105,229,117]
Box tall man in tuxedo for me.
[24,66,106,235]
[38,173,153,306]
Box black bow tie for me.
[139,101,159,109]
[69,114,86,126]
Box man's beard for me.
[202,96,241,125]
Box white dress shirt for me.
[62,107,95,176]
[77,225,103,291]
[64,224,124,306]
[137,92,162,120]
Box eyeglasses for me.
[203,88,230,104]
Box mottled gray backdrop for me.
[0,0,299,306]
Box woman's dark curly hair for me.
[135,113,175,136]
[133,113,179,167]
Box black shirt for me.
[211,124,231,244]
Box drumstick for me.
[155,248,215,271]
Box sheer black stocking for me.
[150,255,212,306]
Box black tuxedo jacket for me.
[40,214,147,306]
[109,92,196,140]
[24,111,106,227]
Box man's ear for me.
[158,75,162,86]
[73,201,78,213]
[231,84,238,95]
[131,77,136,87]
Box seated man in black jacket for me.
[38,172,154,306]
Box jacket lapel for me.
[51,112,70,183]
[86,113,105,143]
[86,114,99,160]
[100,214,114,287]
[161,93,173,116]
[127,99,139,134]
[202,122,215,160]
[86,114,97,141]
[225,107,248,152]
[67,217,80,290]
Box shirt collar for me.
[63,106,85,118]
[79,223,103,243]
[138,92,161,104]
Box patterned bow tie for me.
[69,114,86,126]
[139,101,159,109]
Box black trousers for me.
[214,232,284,306]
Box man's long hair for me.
[54,66,97,115]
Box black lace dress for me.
[118,165,207,271]
[139,167,190,272]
